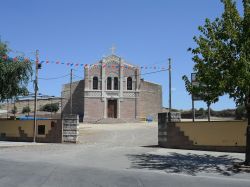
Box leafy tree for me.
[41,103,59,113]
[0,41,32,101]
[22,106,31,114]
[235,105,246,120]
[183,73,222,121]
[185,0,250,165]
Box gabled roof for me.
[89,54,138,69]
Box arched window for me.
[114,77,119,90]
[107,77,112,90]
[93,77,98,90]
[127,77,132,90]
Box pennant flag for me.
[46,60,49,64]
[75,63,79,66]
[70,63,74,67]
[56,61,60,64]
[67,63,70,66]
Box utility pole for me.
[28,99,30,116]
[168,58,172,122]
[33,50,39,143]
[6,99,9,119]
[50,98,52,119]
[70,69,73,114]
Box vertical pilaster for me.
[118,99,121,118]
[135,67,140,119]
[120,59,124,99]
[101,59,106,98]
[84,66,89,90]
[111,77,114,90]
[104,98,107,118]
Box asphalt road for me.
[0,122,249,187]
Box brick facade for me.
[61,54,162,122]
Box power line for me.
[144,58,167,66]
[39,74,70,80]
[73,74,83,79]
[37,68,167,82]
[72,69,168,80]
[140,69,168,76]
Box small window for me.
[127,77,132,90]
[93,77,98,90]
[107,77,112,90]
[38,125,45,135]
[114,77,119,90]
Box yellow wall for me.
[0,120,53,137]
[176,121,247,146]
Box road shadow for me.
[127,152,244,176]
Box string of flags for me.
[0,55,167,70]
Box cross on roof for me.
[110,45,116,55]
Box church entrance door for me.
[108,100,117,118]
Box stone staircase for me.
[94,118,127,124]
[165,123,194,147]
[93,118,141,124]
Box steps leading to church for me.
[82,117,141,124]
[94,118,128,124]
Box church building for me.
[61,52,162,123]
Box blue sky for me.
[0,0,244,110]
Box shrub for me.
[22,106,31,114]
[41,103,59,113]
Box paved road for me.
[0,122,249,187]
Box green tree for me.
[22,106,31,115]
[235,105,246,120]
[182,74,221,121]
[0,41,32,101]
[41,103,59,113]
[185,0,250,165]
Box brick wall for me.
[62,80,85,119]
[84,98,104,121]
[139,80,162,120]
[120,99,136,119]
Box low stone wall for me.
[158,113,247,152]
[0,119,62,143]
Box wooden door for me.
[108,100,117,118]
